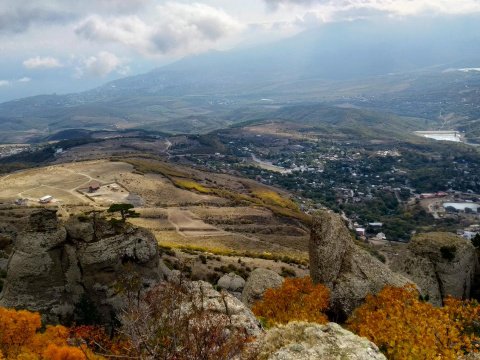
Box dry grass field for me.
[0,158,310,270]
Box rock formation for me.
[242,268,284,308]
[309,210,413,320]
[256,321,386,360]
[217,273,245,300]
[184,280,262,337]
[390,232,478,306]
[0,209,167,323]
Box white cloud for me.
[75,2,246,56]
[23,56,63,69]
[75,51,130,78]
[18,77,31,82]
[264,0,480,17]
[0,0,151,34]
[0,80,9,86]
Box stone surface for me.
[217,272,245,292]
[390,232,478,306]
[242,268,284,309]
[309,210,413,320]
[0,209,167,323]
[258,321,386,360]
[0,257,7,272]
[184,280,263,337]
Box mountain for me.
[2,17,480,142]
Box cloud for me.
[18,77,31,82]
[75,2,245,56]
[75,51,130,78]
[0,0,150,35]
[0,6,74,34]
[264,0,480,17]
[23,56,63,69]
[294,11,326,27]
[0,80,9,86]
[264,0,322,11]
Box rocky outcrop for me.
[184,280,262,337]
[256,321,386,360]
[0,209,168,323]
[309,210,413,320]
[242,268,284,308]
[390,232,478,306]
[217,273,245,299]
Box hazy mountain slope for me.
[1,17,480,142]
[225,104,431,142]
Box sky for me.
[1,0,480,103]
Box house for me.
[355,228,366,236]
[89,184,100,193]
[369,222,383,227]
[463,231,479,240]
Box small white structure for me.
[356,228,366,236]
[463,231,479,240]
[39,195,52,204]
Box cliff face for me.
[309,210,413,320]
[390,232,478,306]
[0,209,167,323]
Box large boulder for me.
[242,268,284,309]
[0,209,167,323]
[256,321,386,360]
[184,280,262,337]
[390,232,478,306]
[217,273,245,299]
[309,210,413,320]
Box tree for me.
[251,276,330,327]
[107,203,139,222]
[73,293,102,326]
[472,233,480,249]
[347,284,480,360]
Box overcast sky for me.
[1,0,480,103]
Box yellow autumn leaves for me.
[252,279,480,360]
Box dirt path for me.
[166,207,302,252]
[165,139,172,159]
[167,208,227,237]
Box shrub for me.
[0,307,104,359]
[118,280,252,359]
[73,293,102,326]
[440,245,456,261]
[280,267,296,277]
[252,276,330,326]
[347,284,480,359]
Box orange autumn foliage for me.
[0,307,105,360]
[251,276,330,326]
[347,284,480,360]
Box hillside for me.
[1,18,480,143]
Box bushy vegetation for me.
[120,157,192,178]
[170,178,211,193]
[247,183,299,211]
[347,284,480,359]
[252,276,330,327]
[440,245,457,261]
